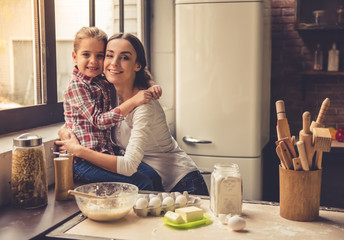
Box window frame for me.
[0,0,62,135]
[0,0,151,135]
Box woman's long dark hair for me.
[107,33,152,89]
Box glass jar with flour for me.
[210,163,242,216]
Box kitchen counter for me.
[1,188,344,240]
[0,185,79,240]
[46,199,344,240]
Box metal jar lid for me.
[13,133,42,147]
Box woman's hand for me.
[55,132,82,157]
[148,85,162,100]
[58,123,72,140]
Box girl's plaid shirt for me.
[64,67,123,155]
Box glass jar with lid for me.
[210,163,242,216]
[11,133,48,209]
[313,10,325,25]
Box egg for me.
[135,197,148,209]
[149,197,162,208]
[173,192,182,198]
[183,191,189,200]
[162,196,174,207]
[227,215,246,231]
[175,195,187,206]
[149,194,157,200]
[161,192,170,199]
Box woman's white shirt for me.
[112,100,198,191]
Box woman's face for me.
[104,38,141,87]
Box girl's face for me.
[104,38,141,87]
[72,38,105,78]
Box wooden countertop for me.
[46,199,344,240]
[1,188,344,240]
[0,185,79,240]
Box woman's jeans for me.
[170,171,209,196]
[73,159,162,191]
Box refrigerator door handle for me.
[183,136,212,144]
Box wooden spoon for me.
[68,190,108,199]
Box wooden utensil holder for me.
[279,166,322,221]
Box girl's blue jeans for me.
[73,159,162,191]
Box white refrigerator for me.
[175,0,271,200]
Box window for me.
[0,1,35,109]
[54,0,89,102]
[0,0,148,135]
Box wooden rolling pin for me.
[296,141,310,171]
[310,98,330,131]
[276,100,292,141]
[299,111,314,169]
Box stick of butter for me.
[164,211,185,224]
[175,206,204,223]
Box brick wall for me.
[270,0,344,139]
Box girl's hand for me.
[133,90,153,105]
[148,85,162,100]
[55,132,81,157]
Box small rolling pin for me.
[276,100,292,141]
[310,98,330,131]
[299,111,314,169]
[296,141,310,171]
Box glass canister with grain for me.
[11,133,48,209]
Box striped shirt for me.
[64,66,123,155]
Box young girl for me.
[57,33,208,195]
[63,27,162,190]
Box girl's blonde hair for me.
[73,27,108,53]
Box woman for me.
[56,33,208,195]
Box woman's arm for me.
[56,102,155,176]
[55,131,118,173]
[116,103,155,176]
